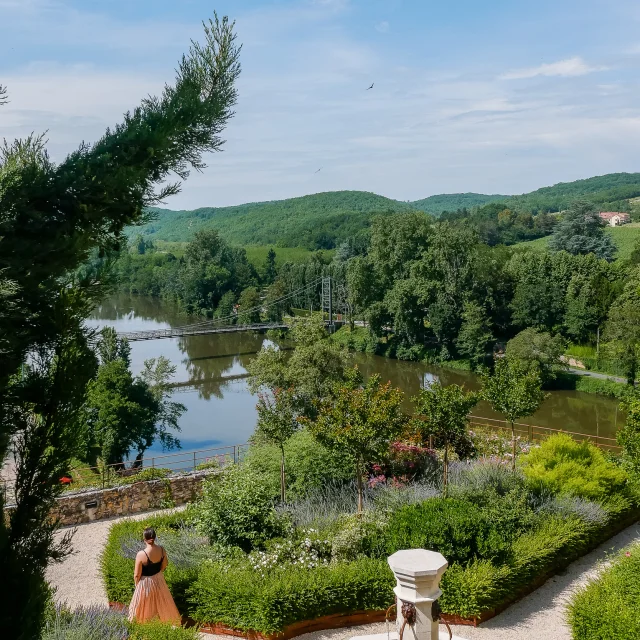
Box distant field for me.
[515,224,640,261]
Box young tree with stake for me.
[413,382,478,495]
[481,358,546,471]
[255,387,299,503]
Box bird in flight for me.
[315,167,322,173]
[366,83,374,90]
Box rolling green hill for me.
[133,173,640,249]
[411,192,508,212]
[139,191,414,248]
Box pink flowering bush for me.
[368,441,437,486]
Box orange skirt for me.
[128,572,181,625]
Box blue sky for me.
[1,0,640,208]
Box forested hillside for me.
[133,173,640,250]
[411,192,508,212]
[140,191,414,248]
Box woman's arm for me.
[161,548,169,572]
[134,552,144,586]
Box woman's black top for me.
[141,548,164,577]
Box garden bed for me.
[102,433,640,636]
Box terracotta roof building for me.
[599,211,630,227]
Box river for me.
[88,294,624,456]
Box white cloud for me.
[375,21,389,33]
[499,56,607,80]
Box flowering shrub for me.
[248,530,331,576]
[469,427,534,460]
[369,441,437,485]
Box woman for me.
[128,527,181,625]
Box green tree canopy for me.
[255,387,299,502]
[310,367,406,512]
[248,316,349,415]
[455,301,493,368]
[413,382,478,494]
[505,328,566,384]
[548,199,616,261]
[603,274,640,384]
[481,358,546,470]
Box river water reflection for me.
[88,295,624,455]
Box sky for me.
[1,0,640,208]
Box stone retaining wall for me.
[47,471,212,526]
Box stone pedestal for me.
[387,549,448,640]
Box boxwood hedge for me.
[188,558,394,634]
[569,542,640,640]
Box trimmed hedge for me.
[569,543,640,640]
[439,498,639,619]
[187,558,394,634]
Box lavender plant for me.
[42,604,129,640]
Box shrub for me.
[439,515,593,618]
[331,326,378,353]
[42,605,129,640]
[385,498,514,564]
[520,434,628,501]
[195,460,220,471]
[193,465,284,551]
[245,429,355,500]
[41,604,199,640]
[569,543,640,640]
[370,441,438,485]
[329,512,388,561]
[129,620,200,640]
[187,558,394,634]
[118,468,172,485]
[276,480,364,529]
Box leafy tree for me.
[138,356,186,458]
[237,286,262,324]
[83,333,184,466]
[96,326,131,366]
[215,290,237,324]
[413,382,478,495]
[0,15,240,638]
[603,277,640,384]
[505,328,566,384]
[264,248,277,283]
[255,388,299,502]
[456,301,493,368]
[248,316,349,415]
[310,368,406,512]
[481,358,546,471]
[548,199,616,261]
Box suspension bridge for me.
[118,277,344,342]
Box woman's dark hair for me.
[143,527,157,542]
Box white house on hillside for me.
[599,211,630,227]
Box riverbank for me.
[332,326,629,400]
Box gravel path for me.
[46,509,183,609]
[47,513,640,640]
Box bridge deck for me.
[119,322,288,342]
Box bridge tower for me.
[321,276,334,332]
